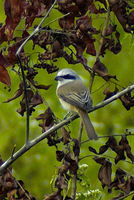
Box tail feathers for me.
[79,109,98,140]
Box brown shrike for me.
[55,68,98,140]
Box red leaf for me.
[4,0,23,41]
[0,65,11,87]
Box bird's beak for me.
[55,76,59,81]
[55,76,62,81]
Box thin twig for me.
[16,0,57,56]
[16,0,57,144]
[8,169,32,200]
[78,121,83,143]
[81,133,134,145]
[89,71,95,93]
[43,12,70,27]
[0,84,134,174]
[71,121,83,200]
[11,145,16,159]
[113,191,134,200]
[17,56,30,145]
[79,154,133,166]
[96,7,110,59]
[89,7,110,92]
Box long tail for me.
[78,109,98,140]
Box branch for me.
[17,56,30,144]
[16,0,57,56]
[15,0,57,144]
[81,133,134,145]
[96,7,110,59]
[116,192,134,200]
[0,84,134,174]
[89,7,110,92]
[71,120,83,199]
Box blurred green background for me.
[0,0,134,199]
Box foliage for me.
[76,164,101,200]
[0,0,134,200]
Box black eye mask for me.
[55,74,76,81]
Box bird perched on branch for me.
[55,68,98,140]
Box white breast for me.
[59,98,78,113]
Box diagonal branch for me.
[0,84,134,174]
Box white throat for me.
[57,79,74,88]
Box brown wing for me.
[57,80,92,111]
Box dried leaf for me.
[110,168,126,191]
[0,158,36,199]
[106,136,126,164]
[4,0,23,41]
[59,14,75,30]
[103,87,118,100]
[7,189,17,200]
[119,136,134,162]
[55,174,67,190]
[36,107,54,132]
[44,189,62,200]
[89,144,108,155]
[56,151,64,162]
[94,157,112,189]
[34,84,51,90]
[25,0,46,29]
[73,139,80,157]
[99,145,109,154]
[117,176,134,194]
[30,92,43,107]
[0,65,11,87]
[69,159,78,175]
[4,82,23,103]
[105,24,116,36]
[76,15,97,56]
[64,153,78,175]
[128,11,134,26]
[58,0,79,16]
[89,3,106,14]
[89,146,98,154]
[120,92,134,110]
[109,0,131,33]
[110,193,124,200]
[93,59,117,81]
[58,163,70,175]
[61,127,70,144]
[0,52,9,67]
[17,89,34,116]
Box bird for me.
[55,68,98,140]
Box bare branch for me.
[89,7,110,92]
[16,56,30,145]
[81,133,134,145]
[96,7,110,59]
[16,0,57,56]
[11,145,16,159]
[16,0,57,145]
[0,84,134,174]
[71,120,83,199]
